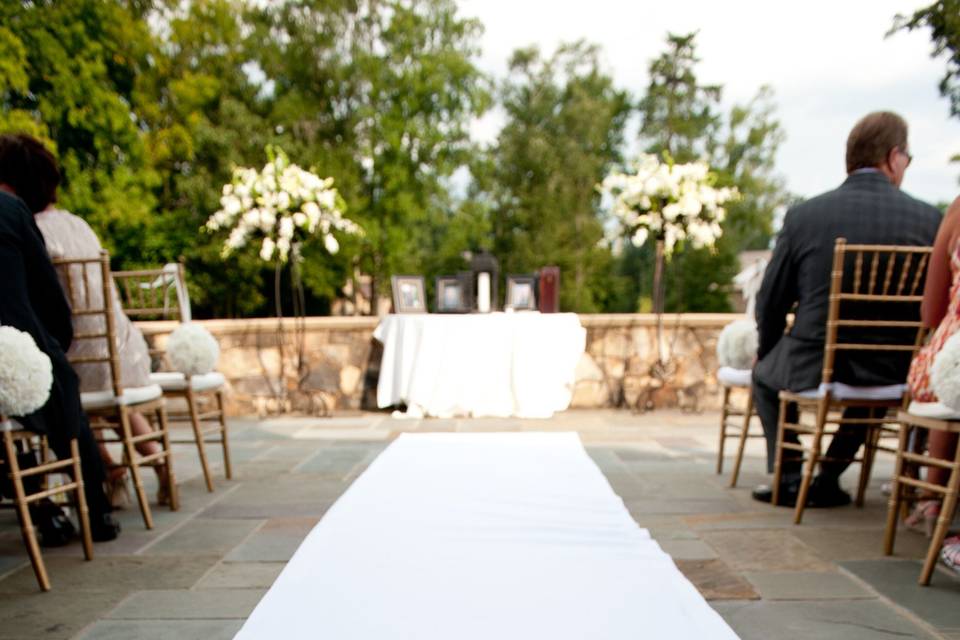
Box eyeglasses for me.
[899,148,913,167]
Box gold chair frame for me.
[0,420,93,591]
[772,240,930,524]
[112,263,231,492]
[884,411,960,585]
[716,381,763,488]
[54,252,179,529]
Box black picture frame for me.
[505,274,538,311]
[391,275,427,313]
[435,275,469,313]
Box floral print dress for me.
[908,236,960,402]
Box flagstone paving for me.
[0,409,957,639]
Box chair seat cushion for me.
[81,384,163,410]
[149,371,226,392]
[905,401,960,420]
[717,366,752,387]
[792,382,907,401]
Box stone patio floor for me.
[1,408,958,639]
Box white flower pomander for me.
[166,323,221,376]
[930,333,960,410]
[0,326,53,417]
[717,319,759,371]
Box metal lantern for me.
[470,251,499,313]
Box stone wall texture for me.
[138,313,743,416]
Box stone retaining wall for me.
[138,313,743,416]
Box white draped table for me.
[373,312,586,418]
[235,432,739,640]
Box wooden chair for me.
[772,240,930,524]
[884,404,960,585]
[54,252,179,529]
[0,418,93,591]
[716,367,764,487]
[112,263,231,492]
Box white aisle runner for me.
[235,433,738,639]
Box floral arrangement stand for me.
[602,153,737,411]
[206,146,361,414]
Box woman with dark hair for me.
[0,133,120,543]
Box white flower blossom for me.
[600,153,738,256]
[204,147,361,262]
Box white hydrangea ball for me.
[717,319,758,370]
[931,333,960,410]
[166,323,220,376]
[0,326,53,417]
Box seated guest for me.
[0,133,120,542]
[34,208,172,507]
[751,112,941,507]
[904,194,960,534]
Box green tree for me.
[893,2,960,179]
[624,32,787,312]
[1,0,158,258]
[479,42,631,311]
[894,2,960,118]
[253,0,490,311]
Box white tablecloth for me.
[373,312,586,418]
[235,433,738,640]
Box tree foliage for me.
[1,5,789,315]
[621,32,788,313]
[475,42,631,311]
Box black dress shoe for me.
[32,501,76,548]
[89,513,121,542]
[751,477,800,507]
[808,477,851,508]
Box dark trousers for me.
[46,414,111,517]
[752,377,874,480]
[2,416,110,517]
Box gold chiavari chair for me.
[112,263,231,492]
[0,417,93,591]
[884,403,960,585]
[716,367,764,488]
[54,252,179,529]
[772,240,930,525]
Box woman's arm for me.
[921,196,960,328]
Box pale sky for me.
[458,0,960,206]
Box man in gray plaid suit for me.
[751,112,941,507]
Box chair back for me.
[821,238,932,385]
[52,251,124,397]
[111,262,191,322]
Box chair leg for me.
[717,386,731,475]
[3,432,50,591]
[919,436,960,585]
[772,397,789,507]
[120,408,154,530]
[70,438,94,561]
[730,389,754,489]
[216,390,232,480]
[856,418,879,508]
[186,388,214,492]
[794,399,828,524]
[884,422,910,556]
[157,404,180,511]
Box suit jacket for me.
[754,172,942,392]
[0,191,82,437]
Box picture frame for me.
[505,274,538,311]
[435,275,470,313]
[391,275,427,313]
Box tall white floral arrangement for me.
[205,146,361,262]
[600,153,738,255]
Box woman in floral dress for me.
[906,196,960,568]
